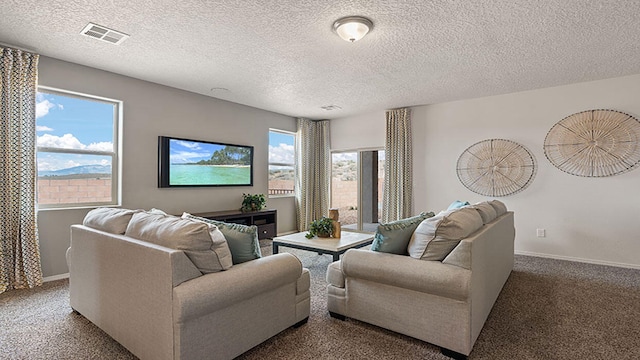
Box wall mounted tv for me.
[158,136,254,187]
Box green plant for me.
[305,217,334,239]
[240,193,266,212]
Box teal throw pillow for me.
[447,200,470,210]
[182,213,262,264]
[371,212,435,255]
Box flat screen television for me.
[158,136,254,187]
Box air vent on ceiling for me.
[81,23,129,45]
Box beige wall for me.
[38,56,640,276]
[332,74,640,269]
[37,57,297,278]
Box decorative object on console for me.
[241,193,266,212]
[305,217,334,239]
[456,139,536,196]
[543,109,640,177]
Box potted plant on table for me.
[240,193,266,212]
[305,217,334,239]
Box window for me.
[36,87,121,208]
[268,129,295,197]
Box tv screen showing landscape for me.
[158,136,253,187]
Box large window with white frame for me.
[268,129,295,197]
[36,87,121,208]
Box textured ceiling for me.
[2,0,640,119]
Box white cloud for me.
[37,160,55,172]
[37,133,85,149]
[37,133,113,152]
[170,151,210,163]
[36,99,56,119]
[332,152,357,162]
[174,140,201,150]
[37,157,80,171]
[269,143,294,164]
[36,125,54,132]
[87,142,113,151]
[64,160,81,168]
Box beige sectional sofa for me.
[67,208,310,360]
[326,201,515,359]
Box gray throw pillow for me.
[125,212,233,273]
[408,207,484,261]
[83,207,141,234]
[489,200,508,216]
[371,212,435,255]
[469,201,498,224]
[182,213,262,264]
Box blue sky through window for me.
[36,91,115,173]
[269,131,294,164]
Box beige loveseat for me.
[326,201,514,359]
[67,208,310,360]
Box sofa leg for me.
[441,347,467,360]
[329,311,346,321]
[293,317,308,328]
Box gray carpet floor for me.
[1,245,639,360]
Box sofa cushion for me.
[182,213,262,264]
[83,207,141,234]
[147,208,168,215]
[489,199,508,216]
[469,201,498,224]
[125,212,233,273]
[447,200,470,210]
[408,207,484,261]
[371,212,435,254]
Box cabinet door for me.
[257,224,276,239]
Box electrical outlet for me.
[536,228,546,237]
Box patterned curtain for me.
[382,108,413,223]
[295,118,331,231]
[0,47,42,294]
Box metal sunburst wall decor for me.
[456,139,536,197]
[543,109,640,177]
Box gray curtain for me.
[295,118,330,231]
[382,108,413,222]
[0,47,42,293]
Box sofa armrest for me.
[326,260,344,288]
[174,252,303,322]
[341,249,471,301]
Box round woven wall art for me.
[543,109,640,177]
[456,139,536,197]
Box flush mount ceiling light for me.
[333,16,373,42]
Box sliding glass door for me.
[331,149,385,232]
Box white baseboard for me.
[515,250,640,270]
[43,273,69,282]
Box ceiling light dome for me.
[333,16,373,42]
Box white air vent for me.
[81,23,129,45]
